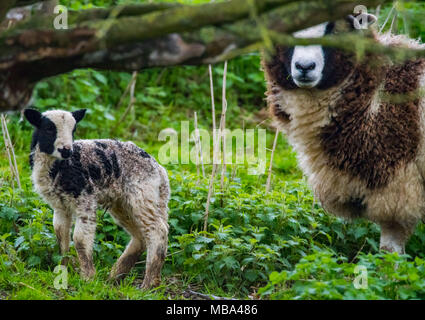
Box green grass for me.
[1,0,425,300]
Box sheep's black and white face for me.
[290,23,331,88]
[266,14,377,90]
[24,109,86,160]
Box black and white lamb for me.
[263,14,425,254]
[24,108,170,288]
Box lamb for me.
[24,108,170,288]
[263,14,425,254]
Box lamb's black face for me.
[24,109,86,160]
[266,14,377,90]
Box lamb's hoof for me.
[138,278,160,290]
[80,269,96,281]
[138,281,150,290]
[108,273,125,285]
[60,257,69,266]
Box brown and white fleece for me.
[263,18,425,254]
[25,109,170,288]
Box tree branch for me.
[269,32,425,61]
[0,0,405,112]
[0,0,17,23]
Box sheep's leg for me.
[110,237,145,281]
[140,222,168,289]
[53,209,72,265]
[73,213,97,280]
[379,222,413,254]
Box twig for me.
[184,289,236,300]
[5,118,20,189]
[203,141,219,231]
[194,112,200,178]
[193,111,205,177]
[17,282,50,298]
[231,118,245,182]
[208,65,216,132]
[116,71,138,110]
[134,249,184,266]
[1,114,21,189]
[115,71,137,131]
[389,11,398,34]
[350,238,367,263]
[204,63,229,231]
[154,68,167,86]
[379,4,395,34]
[219,61,228,207]
[0,116,14,183]
[266,128,279,193]
[375,5,381,21]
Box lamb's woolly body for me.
[264,32,425,253]
[28,110,169,288]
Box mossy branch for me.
[0,0,410,112]
[268,32,425,62]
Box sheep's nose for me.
[59,147,72,159]
[295,61,316,73]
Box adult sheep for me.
[263,14,425,254]
[24,108,170,288]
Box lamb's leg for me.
[140,221,168,289]
[53,209,72,265]
[379,222,414,254]
[110,237,145,281]
[73,213,97,280]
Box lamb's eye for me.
[44,126,55,133]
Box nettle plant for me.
[164,172,384,294]
[259,250,425,300]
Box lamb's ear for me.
[24,109,42,128]
[347,14,377,30]
[72,109,86,123]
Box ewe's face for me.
[266,15,376,90]
[290,23,329,88]
[24,109,86,160]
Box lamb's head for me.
[24,109,86,160]
[266,14,377,90]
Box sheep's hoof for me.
[379,244,405,255]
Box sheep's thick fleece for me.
[263,28,425,254]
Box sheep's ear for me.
[347,14,377,30]
[24,108,42,128]
[72,109,86,123]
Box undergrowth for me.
[1,0,425,300]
